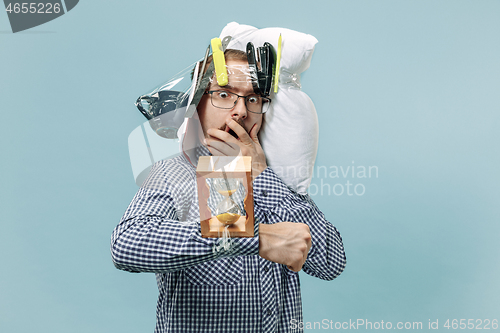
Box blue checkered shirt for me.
[111,151,346,333]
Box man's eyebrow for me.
[214,83,255,95]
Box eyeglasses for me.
[204,90,271,114]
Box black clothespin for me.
[260,42,275,97]
[246,42,276,97]
[246,42,261,96]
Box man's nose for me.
[231,97,247,119]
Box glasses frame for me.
[204,90,271,114]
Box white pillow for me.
[219,22,319,194]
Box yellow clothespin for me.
[211,38,228,86]
[273,34,282,93]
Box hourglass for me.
[197,156,254,238]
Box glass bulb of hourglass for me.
[213,178,243,225]
[215,197,242,225]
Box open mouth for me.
[223,124,239,139]
[227,128,238,138]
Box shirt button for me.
[266,309,272,316]
[261,190,268,197]
[263,266,269,272]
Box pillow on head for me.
[219,22,319,194]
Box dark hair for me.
[191,49,247,81]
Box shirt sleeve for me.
[110,161,259,273]
[252,167,347,280]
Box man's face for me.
[197,59,263,140]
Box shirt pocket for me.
[183,256,243,286]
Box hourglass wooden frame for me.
[196,156,254,238]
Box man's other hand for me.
[258,222,312,272]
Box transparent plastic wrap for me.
[135,64,194,139]
[135,35,275,140]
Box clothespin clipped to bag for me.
[211,38,228,86]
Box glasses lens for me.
[211,91,236,109]
[245,95,264,113]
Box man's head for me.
[196,49,268,140]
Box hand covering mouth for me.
[218,119,246,139]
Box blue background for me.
[1,1,499,332]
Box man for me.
[111,49,346,332]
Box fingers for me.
[288,256,305,272]
[225,119,253,145]
[206,144,228,156]
[206,128,238,144]
[288,224,311,272]
[249,123,261,144]
[205,120,255,155]
[289,260,304,272]
[206,138,241,156]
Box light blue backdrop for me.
[1,1,499,332]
